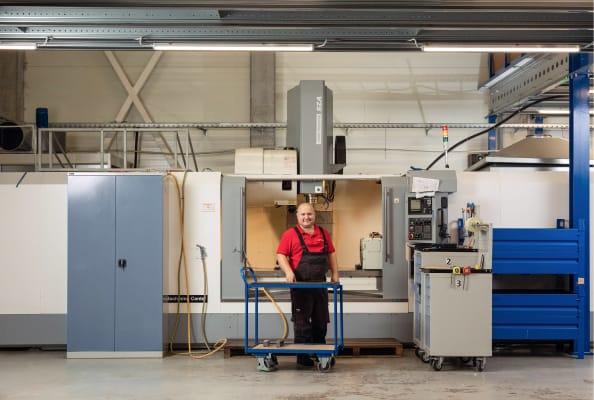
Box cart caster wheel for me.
[256,355,278,372]
[432,357,444,371]
[415,348,422,359]
[472,358,477,367]
[460,357,471,364]
[421,351,430,363]
[316,356,332,373]
[475,358,486,372]
[269,354,278,367]
[330,356,336,367]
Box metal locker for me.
[67,174,163,357]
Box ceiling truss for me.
[0,4,591,51]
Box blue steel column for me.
[244,282,249,352]
[568,52,592,357]
[255,286,259,344]
[487,115,498,151]
[534,115,544,136]
[333,286,338,349]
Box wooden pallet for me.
[223,338,403,359]
[339,338,403,357]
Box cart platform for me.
[241,267,344,372]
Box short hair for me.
[296,202,316,214]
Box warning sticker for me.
[200,202,216,212]
[163,295,207,303]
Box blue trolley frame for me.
[241,268,344,359]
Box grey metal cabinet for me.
[67,174,164,358]
[421,272,492,358]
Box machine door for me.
[381,176,408,300]
[221,175,246,300]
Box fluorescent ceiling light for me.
[536,109,594,115]
[152,43,313,52]
[0,43,37,50]
[423,45,580,53]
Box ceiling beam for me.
[0,5,591,51]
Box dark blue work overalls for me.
[291,226,331,352]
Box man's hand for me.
[331,271,340,283]
[285,270,296,283]
[329,253,339,283]
[277,254,296,283]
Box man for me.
[276,202,339,367]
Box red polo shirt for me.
[276,224,335,271]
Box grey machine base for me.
[3,313,593,348]
[66,351,163,359]
[0,313,414,346]
[0,314,66,346]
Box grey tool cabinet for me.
[67,174,164,358]
[413,248,492,371]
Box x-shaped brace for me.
[104,50,174,165]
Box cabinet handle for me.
[240,186,246,265]
[383,188,392,263]
[118,258,127,269]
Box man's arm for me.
[329,252,339,283]
[277,254,296,283]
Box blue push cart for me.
[241,267,344,372]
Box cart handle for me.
[241,266,257,285]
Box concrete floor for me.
[0,350,591,400]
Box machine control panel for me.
[408,218,433,241]
[408,197,433,215]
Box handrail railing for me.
[30,121,594,171]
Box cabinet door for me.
[221,175,246,300]
[115,175,163,351]
[67,175,116,351]
[381,176,408,300]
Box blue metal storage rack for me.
[492,228,587,358]
[241,267,344,372]
[491,53,592,359]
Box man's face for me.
[297,204,316,229]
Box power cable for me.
[425,95,567,170]
[166,171,227,359]
[244,257,289,341]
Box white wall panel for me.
[450,171,569,228]
[0,171,589,316]
[163,172,223,313]
[0,173,67,314]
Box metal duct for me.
[467,135,593,171]
[0,122,30,152]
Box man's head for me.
[296,202,316,230]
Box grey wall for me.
[0,51,24,122]
[3,313,593,348]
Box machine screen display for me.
[408,197,432,214]
[410,199,421,212]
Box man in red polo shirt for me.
[276,202,339,367]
